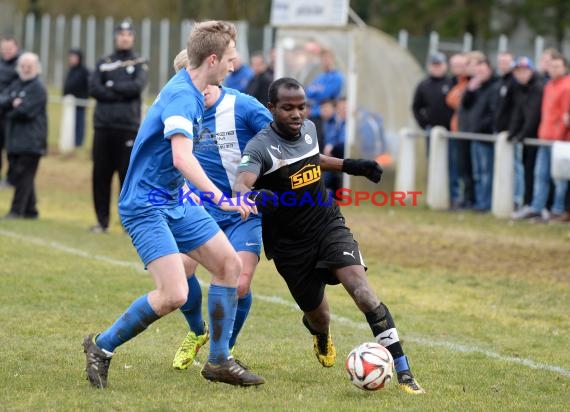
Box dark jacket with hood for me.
[412,75,454,129]
[508,73,544,141]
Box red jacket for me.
[538,75,570,141]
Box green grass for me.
[0,145,569,411]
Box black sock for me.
[365,303,404,360]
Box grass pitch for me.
[0,149,569,412]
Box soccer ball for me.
[345,342,394,391]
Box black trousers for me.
[92,127,136,228]
[457,139,474,207]
[8,154,40,217]
[522,145,538,206]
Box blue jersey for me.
[119,69,204,215]
[192,87,272,197]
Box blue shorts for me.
[121,202,220,267]
[205,205,262,256]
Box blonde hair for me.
[186,20,237,69]
[173,49,188,72]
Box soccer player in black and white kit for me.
[235,77,424,394]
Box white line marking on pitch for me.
[1,229,568,378]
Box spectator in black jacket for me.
[460,57,498,211]
[412,52,454,155]
[0,52,47,219]
[0,35,21,187]
[494,51,516,133]
[63,49,90,148]
[245,51,273,106]
[508,57,543,211]
[89,19,148,233]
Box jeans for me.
[530,146,568,214]
[471,141,494,210]
[513,143,525,209]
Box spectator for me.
[245,51,273,106]
[0,52,47,219]
[412,51,454,156]
[494,51,516,133]
[460,56,499,212]
[223,53,252,92]
[514,52,570,221]
[507,57,543,211]
[321,98,346,196]
[89,18,148,233]
[538,48,557,82]
[446,52,469,209]
[0,35,21,187]
[63,48,90,148]
[306,48,344,118]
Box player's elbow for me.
[172,152,188,172]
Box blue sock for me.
[179,275,205,335]
[229,291,252,349]
[394,355,410,373]
[96,294,160,352]
[207,284,237,364]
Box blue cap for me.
[514,56,534,70]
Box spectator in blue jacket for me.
[306,49,344,118]
[223,53,253,92]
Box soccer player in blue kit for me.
[82,21,264,388]
[169,51,272,369]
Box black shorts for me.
[272,217,366,312]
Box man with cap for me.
[411,51,454,156]
[89,18,148,233]
[508,56,543,212]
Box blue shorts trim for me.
[206,205,262,256]
[122,203,220,267]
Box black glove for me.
[248,189,279,215]
[342,158,383,183]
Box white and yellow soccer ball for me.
[345,342,394,391]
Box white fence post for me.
[491,131,514,218]
[395,128,417,196]
[426,126,449,210]
[59,95,76,154]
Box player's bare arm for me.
[319,154,343,172]
[234,170,259,195]
[320,154,383,183]
[171,134,255,219]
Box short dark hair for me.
[268,77,304,105]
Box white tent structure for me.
[272,3,423,189]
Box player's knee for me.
[163,293,188,312]
[237,280,250,298]
[237,270,254,297]
[223,253,243,278]
[161,286,189,312]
